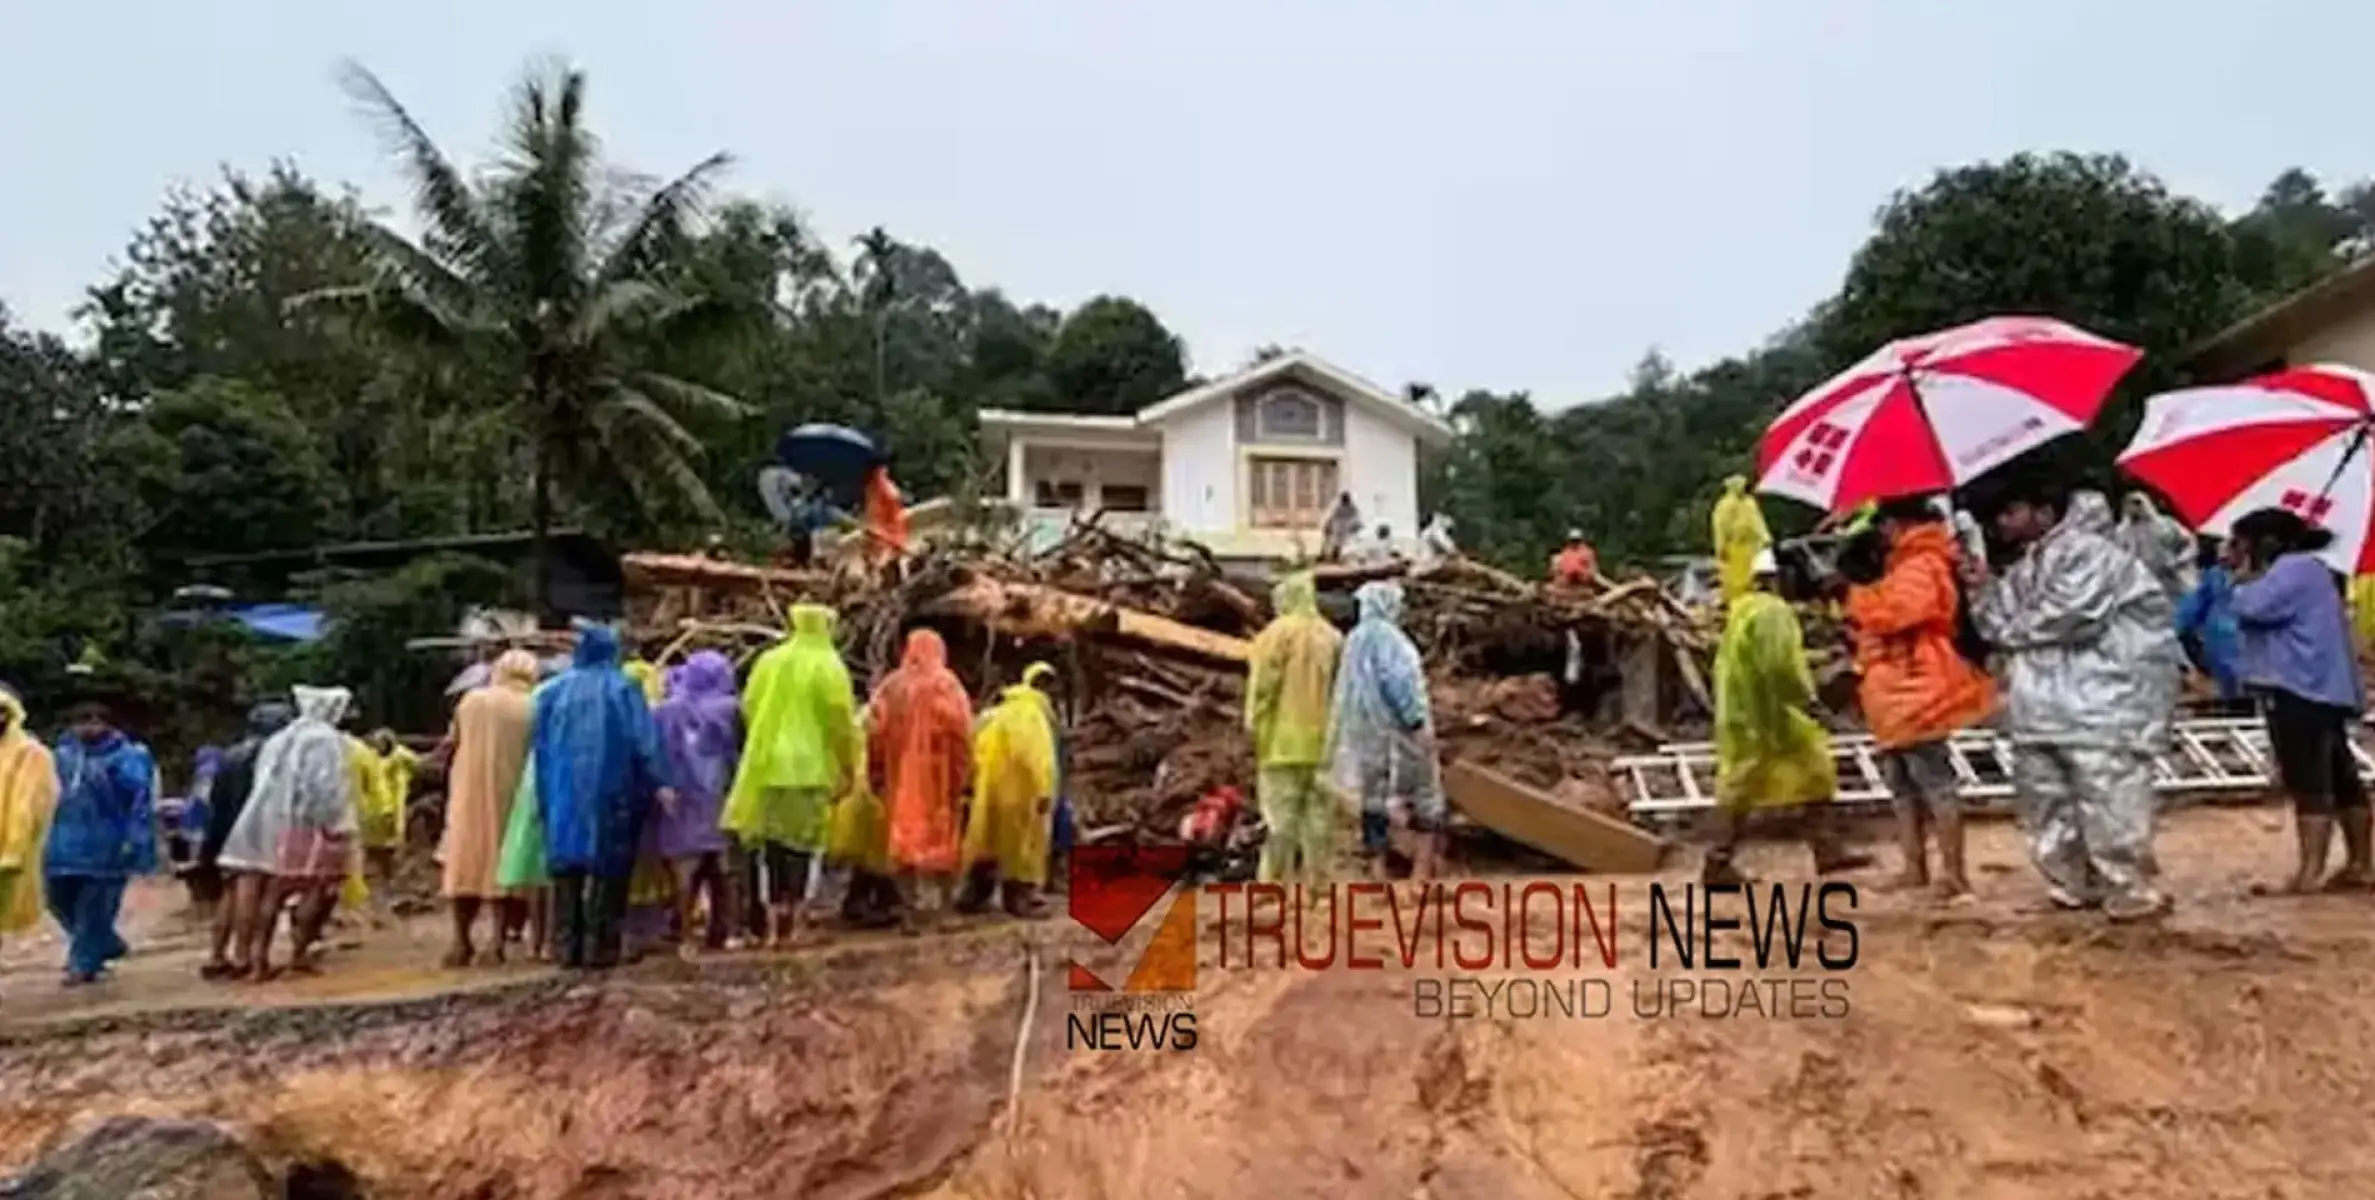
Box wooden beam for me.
[1442,761,1667,874]
[920,578,1251,666]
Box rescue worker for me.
[1969,487,2181,920]
[1549,530,1598,589]
[1320,493,1363,563]
[44,703,157,985]
[957,662,1061,918]
[870,628,975,934]
[726,605,856,948]
[0,686,58,983]
[1844,496,1998,900]
[1711,475,1772,608]
[2177,538,2243,712]
[2120,492,2199,606]
[1328,582,1447,878]
[1246,572,1344,886]
[1705,549,1870,883]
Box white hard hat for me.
[1751,547,1779,576]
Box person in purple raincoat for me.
[654,651,742,955]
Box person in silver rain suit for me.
[2119,491,2199,607]
[1967,487,2183,920]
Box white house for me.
[977,351,1456,563]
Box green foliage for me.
[1038,295,1189,415]
[295,554,515,737]
[122,377,337,563]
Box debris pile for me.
[618,520,1714,842]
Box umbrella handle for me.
[2312,421,2375,511]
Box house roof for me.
[2185,253,2375,377]
[1135,350,1456,445]
[976,410,1146,435]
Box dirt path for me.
[5,804,2374,1198]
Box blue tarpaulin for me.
[227,604,326,642]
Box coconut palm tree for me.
[299,58,748,613]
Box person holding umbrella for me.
[1965,484,2181,920]
[2227,508,2371,892]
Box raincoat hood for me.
[1021,661,1056,689]
[901,627,949,671]
[1723,475,1747,495]
[245,701,294,740]
[1887,522,1957,570]
[672,650,737,700]
[791,603,836,644]
[492,649,540,689]
[2065,491,2114,537]
[573,624,624,669]
[1272,572,1318,618]
[0,688,22,741]
[292,686,352,726]
[1355,581,1406,625]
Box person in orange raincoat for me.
[1844,495,1997,901]
[863,466,910,572]
[869,628,974,932]
[1549,530,1598,589]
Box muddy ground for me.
[1,804,2368,1199]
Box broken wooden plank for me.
[1442,760,1667,874]
[920,578,1251,666]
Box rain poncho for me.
[353,736,404,850]
[44,726,158,880]
[496,718,549,890]
[340,736,381,906]
[963,672,1060,885]
[826,705,891,875]
[1972,492,2181,910]
[864,467,911,563]
[624,659,666,708]
[654,650,741,860]
[0,688,59,935]
[1711,475,1772,606]
[219,687,355,880]
[2351,576,2375,649]
[1714,591,1836,811]
[532,625,671,877]
[871,629,975,874]
[725,605,856,852]
[1246,573,1343,769]
[1843,523,1996,748]
[442,651,538,898]
[200,703,292,875]
[2176,564,2242,701]
[1327,583,1445,826]
[2119,494,2199,606]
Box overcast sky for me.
[3,0,2371,404]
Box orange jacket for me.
[1844,524,1995,749]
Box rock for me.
[0,1117,272,1199]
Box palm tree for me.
[299,58,748,614]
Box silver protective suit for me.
[1972,492,2183,908]
[2119,494,2199,607]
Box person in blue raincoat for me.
[2177,537,2243,712]
[44,703,157,985]
[531,624,676,970]
[1327,582,1447,879]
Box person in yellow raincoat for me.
[623,658,666,708]
[359,728,415,895]
[1704,549,1871,884]
[1247,572,1345,886]
[724,603,858,947]
[338,733,381,917]
[2349,576,2375,649]
[827,703,898,928]
[958,663,1060,918]
[1711,474,1773,608]
[0,686,59,960]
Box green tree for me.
[301,59,751,609]
[1040,295,1188,414]
[117,377,338,564]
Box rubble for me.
[617,517,1716,849]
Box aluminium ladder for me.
[1613,718,2375,820]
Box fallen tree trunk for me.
[919,578,1251,666]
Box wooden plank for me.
[1442,761,1667,875]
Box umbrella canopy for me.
[776,423,882,486]
[2119,363,2375,574]
[1757,316,2141,513]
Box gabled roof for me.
[1136,350,1456,445]
[2185,252,2375,377]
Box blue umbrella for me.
[776,424,883,488]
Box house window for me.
[1248,457,1338,528]
[1256,388,1324,441]
[1100,484,1151,513]
[1034,479,1084,509]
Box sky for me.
[4,0,2373,405]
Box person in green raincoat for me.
[496,675,559,960]
[1711,475,1773,608]
[1704,548,1871,884]
[724,603,858,948]
[1246,572,1344,886]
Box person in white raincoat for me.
[1327,582,1447,878]
[2119,492,2199,606]
[216,685,358,977]
[1969,488,2182,920]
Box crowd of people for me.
[1708,477,2369,919]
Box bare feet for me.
[2322,867,2375,893]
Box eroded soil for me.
[5,805,2371,1199]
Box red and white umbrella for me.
[1756,315,2142,513]
[2118,363,2375,574]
